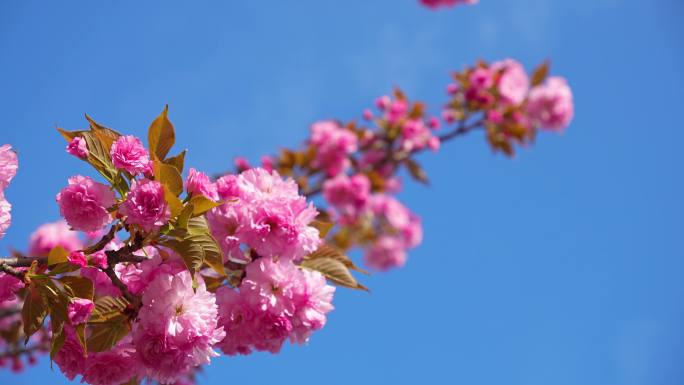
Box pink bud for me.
[66,137,89,159]
[362,109,373,121]
[67,251,88,267]
[67,298,94,325]
[375,95,390,110]
[446,83,459,95]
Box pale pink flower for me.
[66,137,88,159]
[0,273,23,304]
[215,174,240,199]
[0,145,18,190]
[67,251,87,267]
[110,135,150,175]
[0,194,11,240]
[290,269,335,344]
[492,59,530,105]
[309,121,357,176]
[323,174,370,222]
[527,76,574,131]
[134,270,224,384]
[241,258,299,316]
[27,220,83,256]
[67,298,94,324]
[206,203,246,263]
[81,337,139,385]
[120,179,170,232]
[185,168,217,199]
[364,236,407,271]
[56,175,116,232]
[215,287,259,355]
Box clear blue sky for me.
[1,1,683,384]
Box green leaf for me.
[148,105,175,160]
[47,245,69,266]
[163,150,186,174]
[530,61,550,87]
[89,296,130,324]
[87,319,130,353]
[60,276,94,300]
[22,284,48,342]
[154,160,184,196]
[189,195,221,217]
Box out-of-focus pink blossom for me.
[0,145,18,190]
[56,175,116,232]
[309,121,357,176]
[420,0,478,9]
[120,179,170,232]
[364,236,407,271]
[0,273,23,304]
[527,76,574,131]
[234,157,251,172]
[67,298,94,324]
[110,135,151,175]
[28,220,83,256]
[323,174,370,222]
[80,337,140,385]
[89,250,108,269]
[66,137,89,159]
[261,155,275,172]
[492,59,530,105]
[185,168,217,199]
[0,194,11,240]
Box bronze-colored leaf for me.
[47,245,69,266]
[163,184,184,219]
[310,219,334,239]
[148,105,175,160]
[164,150,186,173]
[60,276,94,300]
[85,114,122,153]
[300,257,369,291]
[89,296,130,323]
[305,243,369,275]
[189,195,222,217]
[154,160,184,196]
[22,284,48,341]
[530,61,550,87]
[404,159,429,185]
[87,319,130,353]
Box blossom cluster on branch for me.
[0,36,573,385]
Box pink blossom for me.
[67,251,87,267]
[234,157,251,172]
[466,67,495,104]
[387,99,408,123]
[375,95,390,110]
[56,175,116,232]
[80,267,121,297]
[134,270,224,384]
[289,269,335,344]
[185,168,217,199]
[0,194,11,240]
[364,236,407,271]
[81,337,139,385]
[0,145,18,190]
[206,203,246,263]
[89,250,108,268]
[447,83,459,94]
[54,327,85,381]
[120,179,170,232]
[362,109,373,120]
[492,59,530,105]
[241,258,299,316]
[401,119,439,152]
[66,137,89,159]
[420,0,478,8]
[28,220,83,256]
[323,174,370,222]
[261,155,275,172]
[527,76,574,131]
[114,246,173,294]
[0,273,23,304]
[110,135,151,175]
[215,287,259,355]
[67,298,94,324]
[310,121,357,176]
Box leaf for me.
[48,262,81,276]
[300,258,369,291]
[148,105,175,160]
[305,243,369,275]
[163,150,186,173]
[50,324,66,361]
[189,195,221,217]
[154,160,184,196]
[201,274,226,293]
[22,284,48,342]
[60,276,94,300]
[161,217,224,277]
[87,319,130,353]
[85,114,122,153]
[47,245,69,266]
[310,219,334,238]
[530,61,550,87]
[57,128,118,183]
[404,159,429,185]
[89,296,130,323]
[75,323,87,355]
[163,184,184,219]
[176,203,194,229]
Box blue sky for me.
[1,1,683,384]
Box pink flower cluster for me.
[110,135,151,175]
[120,179,170,232]
[0,145,18,240]
[216,257,334,355]
[309,121,358,176]
[526,77,574,131]
[207,168,321,263]
[373,95,441,153]
[56,175,116,232]
[420,0,479,9]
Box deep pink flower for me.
[323,174,370,222]
[364,236,407,271]
[215,287,258,355]
[54,327,85,381]
[401,119,440,152]
[120,179,170,232]
[89,250,108,269]
[0,273,23,304]
[80,267,121,297]
[185,168,217,199]
[310,121,357,176]
[110,135,151,175]
[67,251,87,267]
[261,156,275,172]
[66,137,89,159]
[81,337,139,385]
[56,175,116,232]
[67,298,94,324]
[134,270,224,384]
[0,194,11,240]
[28,220,83,256]
[0,145,18,190]
[492,59,530,105]
[527,76,574,131]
